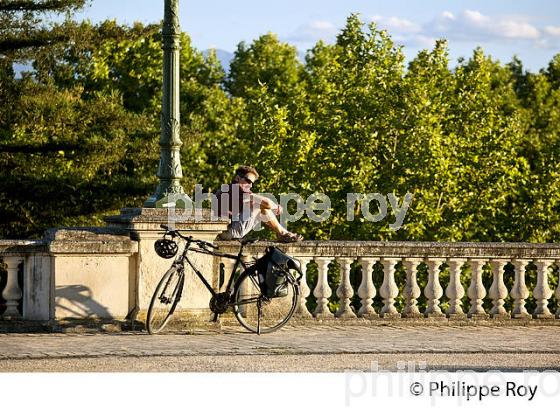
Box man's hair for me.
[235,165,259,180]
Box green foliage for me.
[225,33,303,102]
[0,14,231,237]
[1,11,559,248]
[0,0,87,58]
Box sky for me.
[74,0,560,72]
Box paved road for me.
[1,325,559,371]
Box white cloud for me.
[284,20,338,44]
[282,10,558,53]
[428,10,540,41]
[371,15,422,34]
[367,10,550,50]
[499,21,540,39]
[463,10,487,25]
[544,26,560,37]
[308,21,336,30]
[441,11,455,21]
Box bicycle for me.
[146,224,303,335]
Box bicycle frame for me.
[172,238,250,300]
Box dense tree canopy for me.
[0,9,559,243]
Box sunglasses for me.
[240,176,256,185]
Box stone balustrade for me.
[217,241,560,321]
[2,234,560,323]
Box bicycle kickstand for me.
[257,299,262,335]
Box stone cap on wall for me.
[105,207,229,236]
[44,227,138,255]
[215,240,560,259]
[0,240,46,256]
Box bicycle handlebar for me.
[160,224,219,250]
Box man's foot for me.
[276,231,304,243]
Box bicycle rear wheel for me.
[147,266,184,334]
[233,270,299,334]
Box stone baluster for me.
[467,259,488,319]
[554,259,560,319]
[402,258,422,318]
[1,257,23,320]
[533,259,554,319]
[229,255,249,316]
[335,257,357,318]
[488,260,509,318]
[379,258,400,318]
[294,257,312,318]
[510,259,531,319]
[220,257,237,293]
[424,258,445,318]
[357,257,379,318]
[313,257,334,318]
[445,258,466,319]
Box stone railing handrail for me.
[0,239,46,255]
[216,240,560,258]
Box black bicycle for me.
[147,224,302,335]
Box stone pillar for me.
[1,257,23,319]
[533,259,554,319]
[357,257,378,318]
[335,257,356,318]
[445,258,466,319]
[402,258,422,318]
[23,252,52,321]
[467,259,488,319]
[379,257,400,318]
[424,258,445,318]
[106,208,227,321]
[313,257,334,318]
[294,257,312,318]
[488,260,509,318]
[46,228,138,320]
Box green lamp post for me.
[144,0,185,207]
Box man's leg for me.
[258,208,290,236]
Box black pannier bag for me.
[255,246,293,298]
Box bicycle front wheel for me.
[147,266,184,334]
[233,270,299,334]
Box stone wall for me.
[0,207,229,321]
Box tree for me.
[300,14,406,239]
[509,54,560,241]
[396,40,455,240]
[0,17,238,238]
[0,0,87,58]
[225,33,303,103]
[221,33,311,219]
[1,7,559,245]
